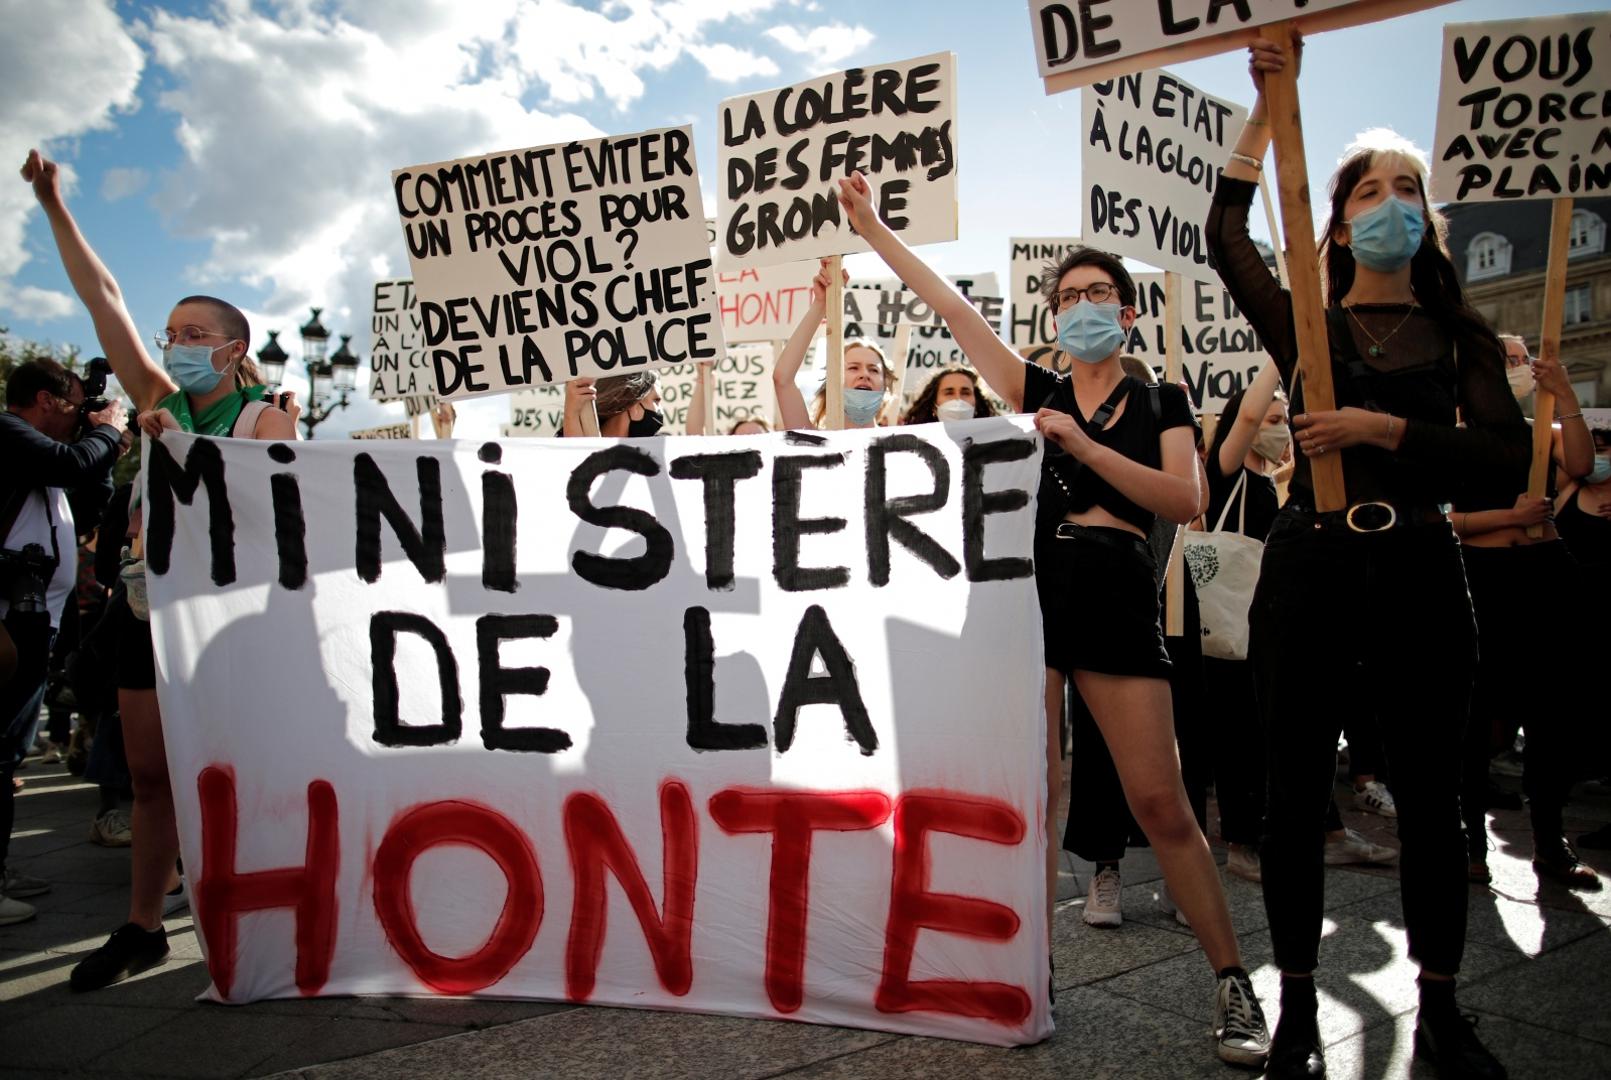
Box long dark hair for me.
[1319,139,1497,351]
[902,366,998,424]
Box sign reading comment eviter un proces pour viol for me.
[140,421,1052,1046]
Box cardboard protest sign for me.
[349,423,412,440]
[1431,14,1611,203]
[1009,237,1086,359]
[717,53,958,269]
[1029,0,1453,93]
[393,125,723,400]
[1081,70,1247,280]
[142,422,1050,1045]
[506,384,569,438]
[718,264,821,342]
[368,280,433,405]
[656,344,778,435]
[841,281,1005,411]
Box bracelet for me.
[1557,411,1583,421]
[1385,414,1396,443]
[1245,117,1269,127]
[1228,152,1263,171]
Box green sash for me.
[157,385,266,436]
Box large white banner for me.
[1081,70,1247,281]
[142,423,1050,1046]
[393,126,723,399]
[717,53,958,269]
[1431,14,1611,204]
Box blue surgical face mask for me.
[1347,195,1424,272]
[1055,301,1128,365]
[1588,453,1611,485]
[843,387,886,426]
[165,342,237,395]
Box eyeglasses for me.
[1052,283,1120,311]
[153,327,230,351]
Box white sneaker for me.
[1353,780,1398,819]
[1083,866,1122,928]
[162,876,189,917]
[2,867,50,899]
[1226,847,1263,883]
[1158,883,1191,927]
[1324,827,1398,866]
[0,894,37,926]
[90,809,133,848]
[1214,969,1272,1067]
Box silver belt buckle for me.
[1345,501,1397,533]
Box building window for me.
[1569,211,1605,258]
[1467,232,1511,280]
[1565,284,1592,325]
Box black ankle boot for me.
[1266,977,1325,1078]
[1414,980,1507,1079]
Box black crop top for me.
[1022,364,1197,533]
[1205,178,1530,509]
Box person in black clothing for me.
[1557,420,1611,850]
[1452,340,1598,889]
[1208,35,1529,1080]
[836,170,1270,1070]
[1,358,126,925]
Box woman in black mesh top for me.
[1208,36,1528,1080]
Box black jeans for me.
[1251,508,1475,976]
[1461,541,1582,846]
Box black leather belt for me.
[1293,501,1449,534]
[1053,521,1153,558]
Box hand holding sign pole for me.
[1528,199,1574,538]
[1163,271,1187,636]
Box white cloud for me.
[100,166,150,202]
[687,42,780,82]
[0,0,143,321]
[765,23,874,72]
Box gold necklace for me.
[1344,302,1418,359]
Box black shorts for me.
[114,601,156,691]
[1035,525,1172,680]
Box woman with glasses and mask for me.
[1208,38,1529,1079]
[833,171,1271,1070]
[1453,337,1598,890]
[21,149,298,993]
[772,259,896,431]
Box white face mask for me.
[1251,424,1292,463]
[935,399,974,422]
[1507,364,1535,399]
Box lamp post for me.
[257,307,359,438]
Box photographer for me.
[1,357,126,926]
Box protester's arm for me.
[1536,353,1594,478]
[562,378,596,437]
[836,173,1027,410]
[1216,360,1283,478]
[1035,387,1201,525]
[250,405,297,441]
[1451,496,1551,538]
[773,261,836,431]
[22,151,176,413]
[688,362,710,436]
[1394,335,1531,484]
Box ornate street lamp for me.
[258,306,356,438]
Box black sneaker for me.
[1533,839,1603,891]
[1266,1010,1326,1078]
[1414,1009,1507,1079]
[70,923,170,992]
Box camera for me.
[0,543,54,617]
[77,357,113,429]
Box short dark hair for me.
[1040,246,1137,309]
[6,357,78,409]
[176,295,251,350]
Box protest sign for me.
[506,383,569,438]
[655,344,778,435]
[1431,14,1611,204]
[717,53,958,269]
[1081,70,1248,280]
[393,125,723,400]
[1029,1,1453,94]
[841,282,1006,411]
[349,423,412,440]
[142,421,1051,1045]
[718,263,821,342]
[369,280,434,405]
[1009,237,1084,359]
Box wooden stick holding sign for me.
[1262,21,1347,512]
[1528,198,1574,539]
[1163,271,1186,637]
[824,255,846,431]
[1258,176,1290,288]
[883,322,914,425]
[700,364,718,436]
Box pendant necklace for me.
[1345,302,1418,359]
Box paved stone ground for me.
[3,751,1608,1079]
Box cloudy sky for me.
[0,0,1599,436]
